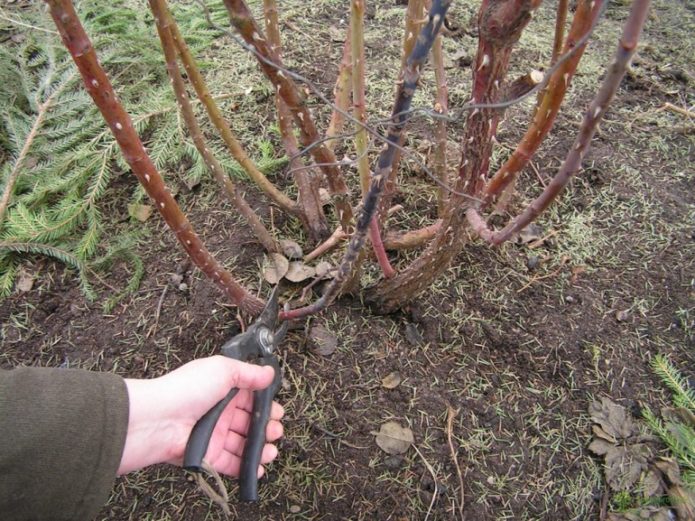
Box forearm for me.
[0,366,128,521]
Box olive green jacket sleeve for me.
[0,367,129,521]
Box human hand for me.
[118,355,284,477]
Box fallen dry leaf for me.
[315,261,334,279]
[589,440,650,491]
[375,421,414,455]
[308,324,337,356]
[668,484,695,521]
[641,468,665,498]
[128,203,153,222]
[16,269,34,293]
[280,239,303,260]
[589,397,638,440]
[285,262,315,283]
[262,253,289,284]
[518,223,543,244]
[381,372,402,389]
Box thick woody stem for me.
[383,221,441,250]
[325,37,353,154]
[551,0,569,66]
[150,0,280,254]
[282,0,452,320]
[491,0,651,245]
[371,0,540,312]
[432,26,449,216]
[378,0,427,223]
[262,0,328,242]
[222,0,354,232]
[162,3,298,217]
[350,0,395,279]
[483,0,602,203]
[45,0,263,315]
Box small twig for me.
[516,256,570,293]
[313,425,368,450]
[413,444,438,521]
[446,406,465,520]
[304,226,347,262]
[657,101,695,119]
[0,12,59,35]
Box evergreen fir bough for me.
[644,354,695,486]
[0,0,262,300]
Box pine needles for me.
[0,1,237,300]
[644,354,695,486]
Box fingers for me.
[216,356,276,391]
[223,419,284,454]
[224,397,284,430]
[213,443,278,478]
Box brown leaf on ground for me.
[381,372,402,389]
[641,468,665,498]
[285,262,315,283]
[654,458,684,486]
[603,443,651,491]
[607,506,673,521]
[262,253,289,284]
[668,484,695,521]
[127,203,153,222]
[280,239,303,260]
[590,397,638,440]
[375,421,414,455]
[315,261,333,278]
[16,269,34,292]
[308,324,337,356]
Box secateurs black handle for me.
[183,386,239,472]
[183,286,285,502]
[238,356,281,502]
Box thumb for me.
[214,355,276,391]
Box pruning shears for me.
[183,286,286,502]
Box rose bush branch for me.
[222,0,354,233]
[149,0,280,254]
[262,0,328,242]
[45,0,264,316]
[282,0,452,320]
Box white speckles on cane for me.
[186,240,191,245]
[593,106,602,118]
[144,174,150,183]
[115,122,123,130]
[479,54,490,70]
[91,79,99,87]
[159,202,165,208]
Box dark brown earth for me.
[1,1,694,520]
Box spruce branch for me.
[44,0,263,315]
[0,82,68,225]
[653,354,695,412]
